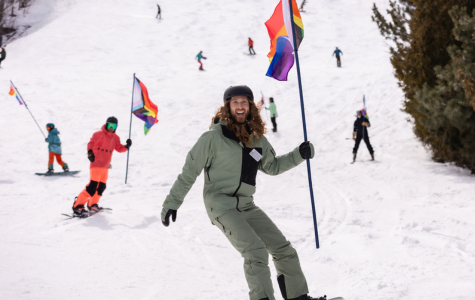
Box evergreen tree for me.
[372,1,475,172]
[415,7,475,172]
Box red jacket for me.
[248,39,254,47]
[87,125,128,168]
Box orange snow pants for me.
[74,167,109,209]
[48,152,65,168]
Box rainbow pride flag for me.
[265,0,304,81]
[257,91,265,107]
[132,77,159,135]
[8,84,23,105]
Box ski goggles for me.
[106,123,117,130]
[46,125,52,131]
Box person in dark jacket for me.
[332,47,342,67]
[0,45,6,67]
[156,4,161,19]
[353,110,374,162]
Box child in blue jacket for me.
[46,123,69,173]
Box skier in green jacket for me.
[161,85,325,300]
[265,97,278,132]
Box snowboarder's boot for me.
[46,164,54,174]
[63,163,69,172]
[272,128,276,132]
[352,153,356,162]
[371,153,375,161]
[88,203,102,213]
[72,205,89,218]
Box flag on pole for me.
[132,77,159,135]
[257,91,265,107]
[265,0,304,81]
[9,85,24,105]
[362,95,369,119]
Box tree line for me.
[372,0,475,173]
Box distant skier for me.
[352,110,374,162]
[300,0,307,12]
[248,37,256,55]
[0,45,6,67]
[265,97,278,132]
[332,47,343,67]
[156,4,161,19]
[196,51,206,71]
[72,117,132,218]
[161,85,325,300]
[45,123,69,173]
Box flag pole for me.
[125,73,135,184]
[10,80,46,139]
[261,91,269,122]
[288,0,320,249]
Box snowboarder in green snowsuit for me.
[161,85,325,300]
[265,97,278,132]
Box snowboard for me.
[36,171,80,176]
[62,207,112,220]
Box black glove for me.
[161,208,177,227]
[299,141,313,159]
[88,149,95,162]
[45,138,48,142]
[125,139,132,149]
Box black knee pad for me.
[97,182,106,196]
[86,181,99,196]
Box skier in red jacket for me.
[248,37,255,55]
[72,117,132,217]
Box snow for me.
[1,0,475,299]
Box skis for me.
[36,171,80,176]
[62,208,112,220]
[328,297,344,300]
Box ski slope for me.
[1,0,474,299]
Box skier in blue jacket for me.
[45,123,69,173]
[333,47,343,67]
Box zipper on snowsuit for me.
[232,173,242,212]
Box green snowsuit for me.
[266,102,278,118]
[163,118,314,300]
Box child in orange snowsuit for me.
[72,117,131,217]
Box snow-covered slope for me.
[1,0,474,299]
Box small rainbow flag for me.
[8,84,23,105]
[362,95,369,119]
[265,0,304,81]
[257,91,265,107]
[132,77,159,135]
